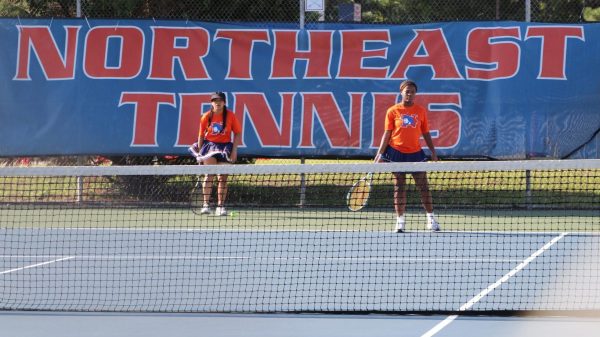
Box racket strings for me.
[347,179,372,211]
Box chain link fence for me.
[1,0,599,23]
[1,0,599,166]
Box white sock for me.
[396,215,405,224]
[427,212,435,221]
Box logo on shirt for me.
[211,122,224,134]
[400,114,418,128]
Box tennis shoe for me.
[200,204,211,214]
[427,218,441,232]
[394,217,405,233]
[215,207,228,216]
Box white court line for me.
[0,255,524,263]
[420,232,569,337]
[0,256,75,275]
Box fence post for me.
[299,0,305,29]
[299,157,306,207]
[76,156,84,203]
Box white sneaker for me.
[394,216,405,233]
[215,207,228,216]
[200,204,211,214]
[427,217,441,232]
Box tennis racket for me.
[346,154,381,211]
[346,172,373,211]
[188,143,233,164]
[190,178,205,215]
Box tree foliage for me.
[0,0,30,16]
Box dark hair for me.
[399,80,418,92]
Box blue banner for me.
[1,18,599,159]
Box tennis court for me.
[2,206,598,230]
[2,311,600,337]
[2,227,600,313]
[3,225,600,337]
[1,160,600,336]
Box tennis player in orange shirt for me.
[375,80,441,232]
[189,92,242,216]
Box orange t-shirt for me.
[199,110,242,143]
[384,103,430,153]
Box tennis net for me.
[1,159,599,313]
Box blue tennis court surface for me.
[2,229,600,313]
[2,311,600,337]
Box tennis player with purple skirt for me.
[189,92,242,216]
[375,80,441,233]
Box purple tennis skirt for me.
[381,147,426,163]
